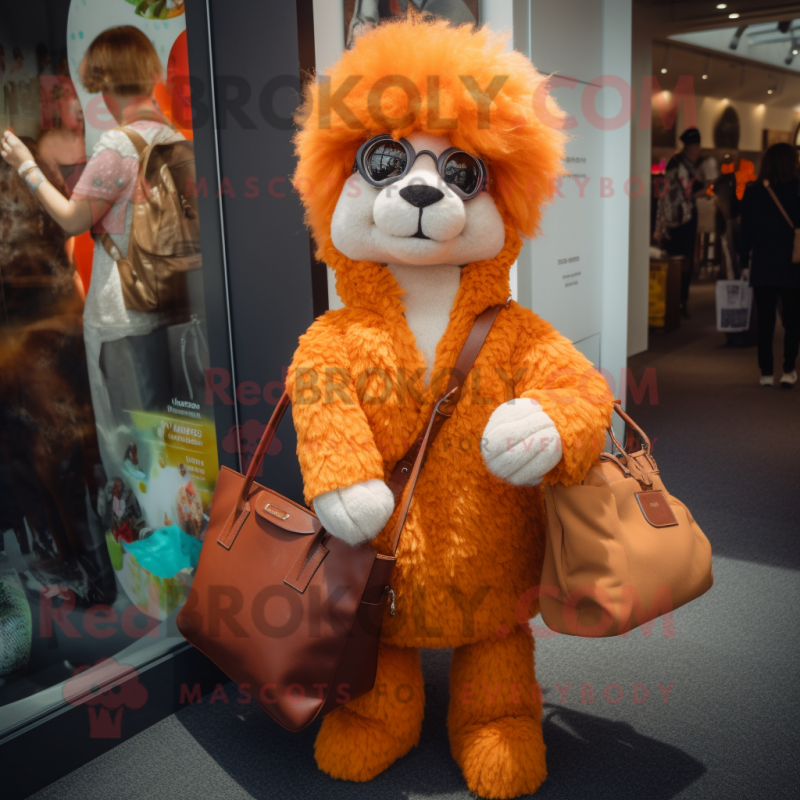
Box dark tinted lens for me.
[364,140,407,182]
[443,152,481,195]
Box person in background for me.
[654,127,708,318]
[713,155,742,281]
[1,25,182,477]
[695,153,720,276]
[739,142,800,388]
[0,135,110,600]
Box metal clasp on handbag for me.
[263,502,290,520]
[385,586,396,616]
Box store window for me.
[1,0,221,735]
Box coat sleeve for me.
[511,311,615,486]
[286,314,386,507]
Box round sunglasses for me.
[352,135,489,200]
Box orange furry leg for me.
[448,630,546,799]
[314,642,424,782]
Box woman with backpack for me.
[1,25,186,476]
[739,142,800,388]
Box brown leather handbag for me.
[177,305,503,731]
[540,403,713,637]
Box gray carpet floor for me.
[28,283,800,799]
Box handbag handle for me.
[220,390,291,536]
[602,402,654,487]
[607,402,651,455]
[219,303,505,552]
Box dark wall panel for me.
[206,0,316,502]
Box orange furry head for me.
[292,15,567,261]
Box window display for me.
[0,0,221,735]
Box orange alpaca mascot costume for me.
[288,15,613,799]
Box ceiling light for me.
[729,12,739,19]
[765,72,778,96]
[661,67,667,73]
[702,74,708,79]
[716,3,727,8]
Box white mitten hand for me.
[312,479,395,546]
[481,398,562,486]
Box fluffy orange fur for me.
[292,13,567,262]
[288,15,613,799]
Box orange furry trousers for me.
[314,630,546,799]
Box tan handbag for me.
[176,305,503,731]
[763,179,800,264]
[540,403,713,637]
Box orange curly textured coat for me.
[287,15,614,799]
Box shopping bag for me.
[716,279,753,333]
[165,313,210,405]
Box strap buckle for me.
[435,385,460,418]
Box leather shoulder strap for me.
[99,232,123,261]
[219,303,506,550]
[387,302,505,497]
[117,126,149,158]
[96,126,152,260]
[95,127,146,260]
[447,303,505,394]
[386,302,506,553]
[764,180,797,231]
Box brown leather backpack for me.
[99,121,201,319]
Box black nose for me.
[399,185,444,208]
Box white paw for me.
[312,479,395,546]
[481,398,562,486]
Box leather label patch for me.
[635,491,678,528]
[253,490,319,535]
